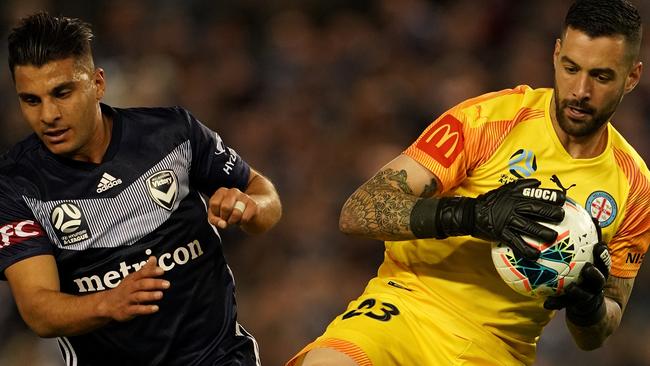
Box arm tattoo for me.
[605,276,635,313]
[421,179,438,198]
[340,169,419,240]
[567,276,634,348]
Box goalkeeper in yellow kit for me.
[288,0,650,365]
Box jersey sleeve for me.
[403,108,469,193]
[403,86,539,193]
[608,149,650,278]
[180,108,251,196]
[0,180,52,280]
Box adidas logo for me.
[96,172,123,193]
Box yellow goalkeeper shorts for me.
[286,262,524,366]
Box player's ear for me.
[624,61,642,94]
[553,39,562,69]
[94,68,106,100]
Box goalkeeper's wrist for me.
[566,295,607,327]
[410,197,475,239]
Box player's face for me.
[13,57,106,159]
[552,27,642,137]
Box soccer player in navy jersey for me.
[0,12,281,365]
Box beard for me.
[552,85,622,137]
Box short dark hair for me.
[564,0,642,59]
[8,12,94,79]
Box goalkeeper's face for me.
[552,27,642,138]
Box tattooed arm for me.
[339,154,440,241]
[567,276,634,350]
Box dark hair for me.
[564,0,642,58]
[8,12,94,79]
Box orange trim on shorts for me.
[286,338,373,366]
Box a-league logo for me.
[146,170,179,211]
[50,202,92,246]
[508,149,537,178]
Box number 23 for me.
[342,298,400,322]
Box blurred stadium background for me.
[1,0,650,365]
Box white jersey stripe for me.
[61,336,78,366]
[236,323,260,366]
[57,337,71,366]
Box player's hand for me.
[471,179,566,259]
[544,219,611,327]
[433,178,565,259]
[208,187,258,229]
[100,256,170,322]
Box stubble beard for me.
[552,85,621,138]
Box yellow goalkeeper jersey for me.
[393,85,650,363]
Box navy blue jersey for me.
[0,104,260,365]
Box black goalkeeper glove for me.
[543,218,611,327]
[411,178,566,260]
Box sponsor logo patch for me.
[0,220,44,248]
[415,115,464,168]
[586,191,617,227]
[146,170,179,211]
[50,202,92,246]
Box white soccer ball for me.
[491,197,599,298]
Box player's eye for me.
[54,89,72,99]
[564,65,578,74]
[595,73,612,83]
[21,96,41,106]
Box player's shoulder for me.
[2,134,43,169]
[457,85,547,108]
[0,158,25,201]
[453,85,549,127]
[108,104,201,143]
[609,124,650,183]
[112,104,192,125]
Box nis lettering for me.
[522,188,558,202]
[626,252,645,264]
[73,240,203,293]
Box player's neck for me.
[549,97,608,159]
[71,108,113,164]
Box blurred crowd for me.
[1,0,650,365]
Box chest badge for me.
[146,170,179,211]
[586,191,617,227]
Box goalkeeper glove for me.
[410,178,565,260]
[543,218,611,327]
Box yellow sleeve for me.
[403,85,542,193]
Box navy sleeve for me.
[180,108,251,196]
[0,179,53,280]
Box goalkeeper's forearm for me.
[339,181,423,241]
[339,166,456,241]
[566,297,622,350]
[566,275,633,350]
[339,184,469,241]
